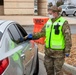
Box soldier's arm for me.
[32,25,46,40]
[62,21,72,54]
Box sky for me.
[48,0,58,2]
[48,0,53,3]
[47,0,56,5]
[47,0,76,5]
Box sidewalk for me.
[0,16,76,26]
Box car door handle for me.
[21,54,25,60]
[29,48,32,51]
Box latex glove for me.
[65,53,69,57]
[27,34,33,39]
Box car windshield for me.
[0,31,3,40]
[60,5,66,9]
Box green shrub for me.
[56,1,64,7]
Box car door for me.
[65,6,71,14]
[16,24,36,75]
[7,23,24,75]
[71,6,76,14]
[66,6,75,14]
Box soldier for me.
[27,6,72,75]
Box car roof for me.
[0,20,15,33]
[60,5,75,7]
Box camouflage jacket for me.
[33,16,72,54]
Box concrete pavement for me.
[0,16,76,25]
[0,16,47,26]
[38,52,75,75]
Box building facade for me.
[0,0,48,16]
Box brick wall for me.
[4,0,48,16]
[4,0,34,15]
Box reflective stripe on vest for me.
[45,17,66,50]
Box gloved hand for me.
[27,34,33,40]
[65,53,69,57]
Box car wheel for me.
[66,14,68,16]
[73,11,76,16]
[33,51,39,75]
[62,12,66,16]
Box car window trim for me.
[0,31,3,41]
[8,24,22,43]
[8,28,14,40]
[16,23,27,37]
[14,24,23,38]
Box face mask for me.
[49,14,54,19]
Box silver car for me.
[0,20,39,75]
[60,5,76,16]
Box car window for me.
[71,6,76,8]
[16,24,27,37]
[60,5,66,9]
[8,24,21,43]
[0,31,3,40]
[68,6,76,9]
[67,6,71,9]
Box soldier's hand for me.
[65,53,69,57]
[27,34,33,40]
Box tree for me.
[48,2,53,7]
[56,0,64,7]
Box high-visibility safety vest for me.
[45,17,66,50]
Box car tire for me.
[73,11,76,16]
[61,12,66,16]
[33,51,39,75]
[66,14,68,16]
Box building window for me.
[0,0,3,5]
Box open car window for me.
[8,24,22,43]
[16,24,28,37]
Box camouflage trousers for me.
[44,48,65,75]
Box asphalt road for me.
[38,60,47,75]
[66,15,76,19]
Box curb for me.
[63,63,76,75]
[38,52,76,75]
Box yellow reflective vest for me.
[45,17,66,50]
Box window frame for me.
[8,23,23,43]
[0,31,3,41]
[16,23,27,37]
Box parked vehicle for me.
[0,20,39,75]
[59,5,76,16]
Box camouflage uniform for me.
[33,16,72,75]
